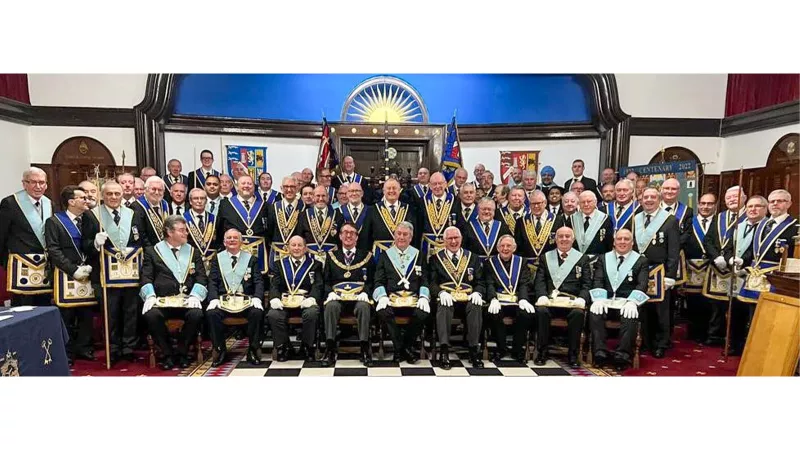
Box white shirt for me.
[769,213,790,226]
[571,175,584,183]
[433,194,447,204]
[549,204,561,214]
[192,210,206,222]
[104,205,121,216]
[698,214,712,232]
[660,201,678,212]
[237,195,252,205]
[65,210,78,222]
[171,202,185,213]
[227,249,241,258]
[384,200,399,209]
[342,246,357,260]
[446,249,462,261]
[614,250,632,261]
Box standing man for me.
[316,168,337,203]
[83,181,149,364]
[483,234,534,363]
[588,229,650,371]
[495,186,528,234]
[536,165,560,197]
[134,178,146,199]
[599,183,615,210]
[515,190,557,278]
[216,175,270,275]
[472,163,486,187]
[118,172,137,208]
[480,170,497,198]
[206,228,265,367]
[532,227,591,367]
[419,172,457,260]
[428,226,486,369]
[372,221,430,364]
[339,182,371,251]
[218,174,236,200]
[597,168,618,199]
[0,167,54,306]
[163,159,190,202]
[301,167,315,188]
[661,178,693,285]
[267,235,324,362]
[321,222,375,367]
[257,172,280,205]
[140,167,157,182]
[364,178,417,263]
[167,183,188,216]
[564,159,597,199]
[139,215,208,370]
[546,186,563,216]
[452,182,479,228]
[554,191,579,230]
[448,168,469,197]
[131,176,169,245]
[266,176,305,268]
[633,187,680,359]
[78,180,99,209]
[204,175,223,216]
[507,167,523,188]
[402,167,430,207]
[332,183,349,210]
[333,156,370,202]
[606,179,640,234]
[463,198,511,262]
[189,149,221,192]
[682,193,716,343]
[184,188,219,274]
[573,191,614,268]
[521,169,538,201]
[299,185,343,263]
[46,185,95,364]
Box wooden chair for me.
[482,316,531,362]
[377,316,428,360]
[430,317,466,362]
[532,306,589,364]
[586,319,642,369]
[211,317,249,361]
[147,319,204,368]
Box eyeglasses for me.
[24,180,47,186]
[769,199,789,204]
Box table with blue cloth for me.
[0,306,70,376]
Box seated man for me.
[321,221,375,367]
[206,228,265,367]
[373,221,430,364]
[428,226,486,369]
[588,228,649,372]
[532,227,591,368]
[139,215,208,370]
[483,234,534,363]
[267,235,324,362]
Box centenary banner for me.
[619,160,699,208]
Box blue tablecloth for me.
[0,306,70,376]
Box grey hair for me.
[748,195,768,207]
[530,189,546,201]
[498,234,516,247]
[397,221,414,234]
[523,170,537,178]
[163,214,187,235]
[616,179,635,190]
[144,176,165,189]
[478,197,496,209]
[443,226,461,237]
[22,167,47,180]
[769,189,791,202]
[562,191,579,201]
[101,180,121,194]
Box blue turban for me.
[540,165,555,177]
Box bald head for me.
[555,226,575,252]
[430,172,447,196]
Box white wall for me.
[28,127,136,166]
[0,121,32,195]
[720,124,800,171]
[164,132,319,183]
[461,139,602,185]
[629,136,723,174]
[27,74,147,108]
[616,74,728,118]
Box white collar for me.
[770,213,789,225]
[167,243,183,251]
[104,205,120,215]
[508,205,525,214]
[192,209,205,217]
[563,211,575,217]
[557,248,572,257]
[661,201,678,210]
[573,175,584,182]
[227,250,241,258]
[283,198,298,208]
[66,210,79,221]
[384,200,399,208]
[207,196,219,203]
[614,250,632,259]
[446,248,462,260]
[461,202,474,210]
[349,202,362,209]
[433,193,447,202]
[583,209,598,219]
[237,195,253,204]
[222,193,233,198]
[342,246,357,254]
[172,202,183,208]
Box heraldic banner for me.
[226,146,268,180]
[620,160,699,208]
[500,151,540,184]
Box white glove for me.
[469,292,484,306]
[376,296,390,311]
[488,299,501,314]
[535,296,551,306]
[518,299,535,314]
[94,232,109,249]
[714,256,727,271]
[207,299,220,310]
[187,296,202,309]
[252,298,264,311]
[73,266,91,281]
[325,291,341,305]
[142,297,156,314]
[664,277,676,289]
[300,297,316,309]
[269,298,283,310]
[570,298,586,309]
[621,301,639,319]
[417,297,431,313]
[356,293,369,303]
[438,291,454,307]
[590,301,608,315]
[728,257,744,268]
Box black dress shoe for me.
[276,345,289,362]
[513,350,526,364]
[534,351,548,366]
[246,347,262,365]
[567,353,580,368]
[321,345,336,367]
[360,342,373,367]
[212,348,227,367]
[469,346,484,369]
[177,355,190,369]
[653,348,665,359]
[160,357,175,371]
[392,351,404,363]
[404,349,419,365]
[492,350,507,364]
[304,344,316,362]
[438,346,451,370]
[613,353,631,372]
[593,350,609,367]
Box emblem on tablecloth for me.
[1,350,20,376]
[42,338,53,365]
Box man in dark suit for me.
[682,193,716,343]
[167,182,189,216]
[163,159,190,203]
[573,191,614,262]
[364,178,418,262]
[514,189,557,279]
[130,176,169,245]
[45,185,95,364]
[206,228,265,367]
[216,175,270,275]
[532,227,591,367]
[332,156,372,204]
[483,234,534,363]
[82,180,151,365]
[338,181,371,251]
[418,172,457,261]
[563,159,598,201]
[589,228,650,371]
[428,226,486,369]
[257,172,281,205]
[451,182,479,229]
[479,170,497,199]
[660,177,693,331]
[267,235,324,362]
[400,167,430,211]
[321,221,375,367]
[0,167,54,307]
[553,191,580,230]
[265,175,306,270]
[633,187,680,358]
[605,179,641,234]
[139,214,208,370]
[188,149,221,192]
[596,168,617,199]
[299,185,343,263]
[372,221,430,364]
[463,197,511,262]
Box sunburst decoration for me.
[341,76,428,123]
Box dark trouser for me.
[106,287,140,356]
[686,292,712,341]
[267,306,319,347]
[377,306,429,353]
[143,307,204,358]
[207,307,264,351]
[535,306,584,354]
[59,306,94,356]
[437,302,482,347]
[324,300,371,342]
[641,293,672,351]
[11,293,52,307]
[590,309,638,359]
[707,298,728,341]
[486,305,532,355]
[730,300,755,352]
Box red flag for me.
[316,118,338,172]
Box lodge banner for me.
[619,160,698,208]
[226,146,268,180]
[500,151,540,184]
